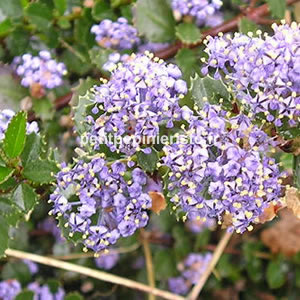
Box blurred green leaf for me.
[0,19,13,37]
[74,12,94,47]
[175,23,201,44]
[65,293,84,300]
[0,166,14,185]
[23,159,59,184]
[137,148,159,173]
[54,0,67,15]
[266,259,286,289]
[0,0,23,18]
[135,0,175,43]
[172,225,192,260]
[153,249,177,280]
[89,47,113,75]
[25,2,53,31]
[92,0,116,21]
[32,98,54,121]
[239,17,258,34]
[294,155,300,189]
[0,215,9,257]
[267,0,286,19]
[2,261,32,284]
[3,111,27,159]
[5,27,31,56]
[110,0,131,8]
[12,183,38,213]
[15,291,34,300]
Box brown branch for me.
[155,0,300,59]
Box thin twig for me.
[52,243,140,260]
[187,231,233,300]
[5,249,184,300]
[140,229,156,300]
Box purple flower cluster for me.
[0,109,39,140]
[172,0,223,26]
[91,18,140,50]
[28,282,65,300]
[162,104,283,233]
[13,51,67,89]
[168,252,212,295]
[49,157,152,253]
[95,251,120,269]
[0,280,21,300]
[87,52,188,155]
[23,259,39,275]
[202,22,300,127]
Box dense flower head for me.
[202,22,300,127]
[162,104,284,233]
[86,52,188,155]
[0,280,22,300]
[28,282,65,300]
[168,252,212,295]
[95,251,120,269]
[0,109,39,140]
[172,0,223,26]
[91,17,140,50]
[12,51,67,90]
[49,157,152,253]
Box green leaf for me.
[74,14,94,47]
[0,69,28,109]
[135,0,175,43]
[89,48,114,74]
[70,77,99,107]
[73,92,94,135]
[3,111,27,159]
[2,261,32,284]
[12,183,38,213]
[92,0,116,21]
[0,166,14,184]
[32,98,54,121]
[15,291,34,300]
[238,17,258,35]
[0,198,23,226]
[175,48,201,84]
[172,225,192,260]
[110,0,131,8]
[267,0,286,19]
[21,133,42,168]
[266,259,286,289]
[0,19,13,37]
[153,249,177,280]
[0,0,23,18]
[175,23,201,44]
[189,74,230,109]
[23,159,59,184]
[137,148,159,173]
[25,2,53,31]
[54,0,66,15]
[61,48,91,75]
[65,293,84,300]
[0,215,9,258]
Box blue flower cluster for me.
[49,157,152,253]
[168,252,212,295]
[87,52,188,155]
[185,216,215,233]
[0,109,39,140]
[162,104,284,233]
[171,0,223,26]
[12,51,67,90]
[28,282,65,300]
[91,17,140,50]
[202,22,300,127]
[0,280,21,300]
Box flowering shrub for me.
[0,0,299,299]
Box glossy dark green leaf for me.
[0,19,13,37]
[21,133,42,168]
[5,27,31,57]
[0,166,14,185]
[137,148,159,173]
[135,0,175,43]
[3,111,27,158]
[12,183,38,213]
[175,23,201,44]
[23,159,59,184]
[92,0,116,21]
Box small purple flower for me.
[27,282,65,300]
[23,259,39,275]
[95,251,119,270]
[49,157,152,253]
[12,51,67,90]
[0,280,22,300]
[91,18,140,50]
